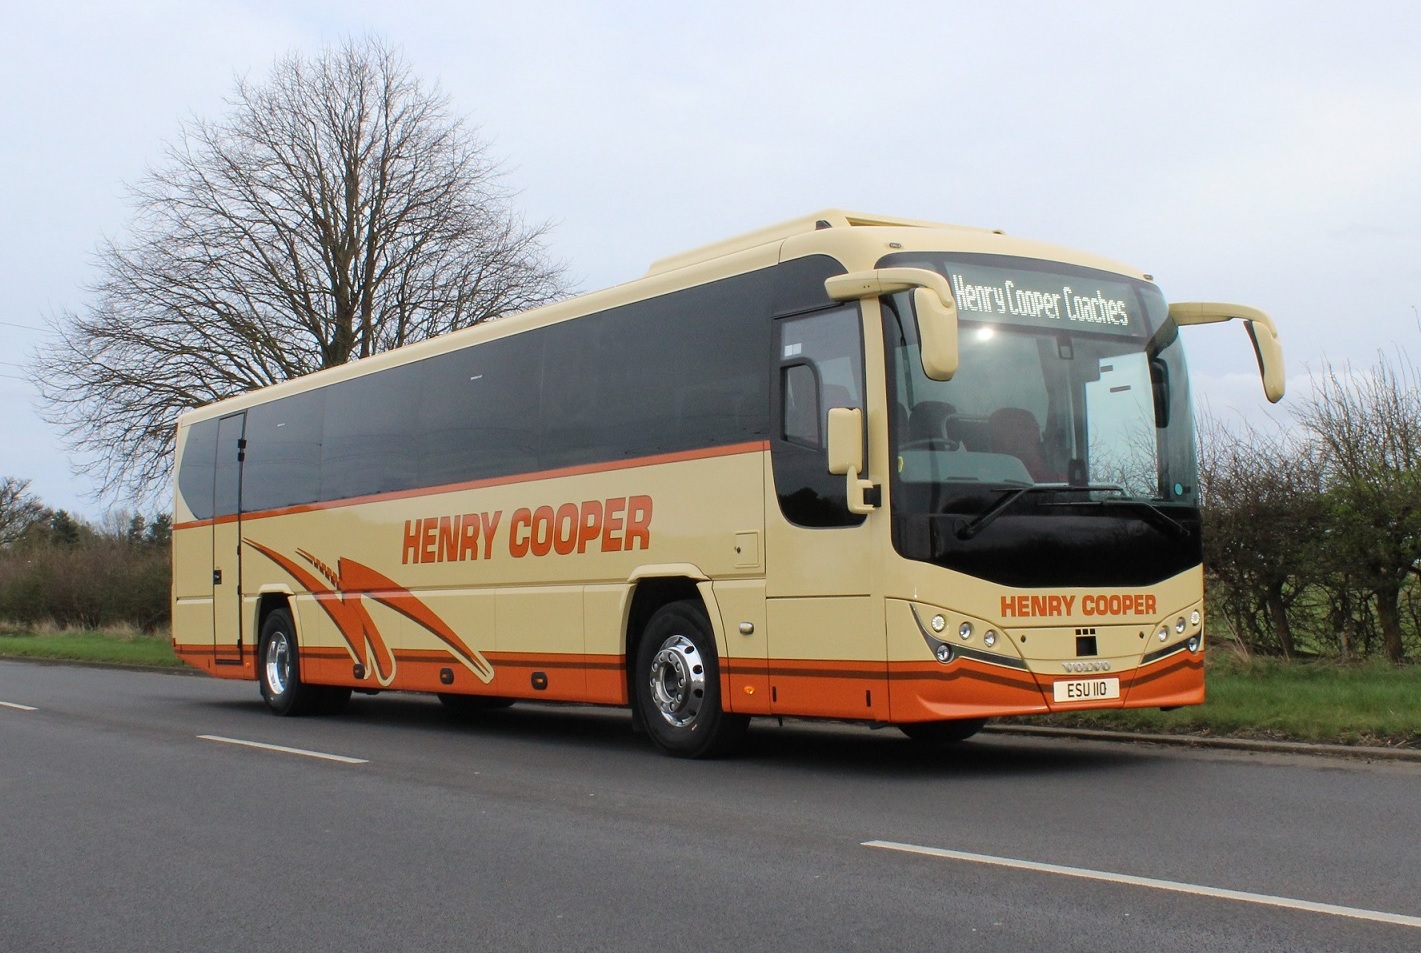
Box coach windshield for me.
[879,253,1201,588]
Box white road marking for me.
[198,734,367,764]
[0,701,38,711]
[863,840,1421,930]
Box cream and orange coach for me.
[172,210,1282,756]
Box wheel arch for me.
[622,566,724,718]
[254,588,298,646]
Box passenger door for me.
[766,304,887,719]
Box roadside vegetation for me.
[0,623,180,668]
[1201,349,1421,664]
[1022,648,1421,748]
[0,477,170,634]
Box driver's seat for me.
[988,407,1049,479]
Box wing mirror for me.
[1169,302,1285,403]
[826,407,877,515]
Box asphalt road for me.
[2,660,1419,953]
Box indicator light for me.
[931,614,946,633]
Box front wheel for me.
[635,600,747,758]
[258,608,320,716]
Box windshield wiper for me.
[955,483,1183,541]
[1092,497,1190,540]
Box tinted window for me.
[771,306,866,527]
[183,267,775,515]
[177,418,219,520]
[541,271,773,469]
[772,255,846,316]
[244,394,323,513]
[417,335,540,486]
[213,413,246,518]
[322,369,418,500]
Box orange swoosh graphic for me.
[244,539,493,686]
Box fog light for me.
[935,644,953,663]
[959,622,973,641]
[931,614,946,633]
[1157,627,1168,643]
[1187,636,1200,653]
[1190,610,1201,627]
[983,630,998,648]
[1175,617,1187,634]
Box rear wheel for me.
[635,600,747,758]
[898,718,987,744]
[258,608,319,716]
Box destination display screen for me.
[946,260,1144,336]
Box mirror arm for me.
[826,268,960,381]
[1169,301,1285,403]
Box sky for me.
[2,1,1418,519]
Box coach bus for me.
[171,210,1283,757]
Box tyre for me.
[438,693,515,716]
[634,600,748,758]
[898,718,987,744]
[258,608,319,716]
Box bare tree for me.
[0,477,46,548]
[33,36,568,502]
[1294,351,1421,663]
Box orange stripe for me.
[725,658,888,681]
[174,440,769,530]
[484,651,624,672]
[176,635,1202,721]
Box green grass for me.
[1016,651,1421,747]
[0,627,184,669]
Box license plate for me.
[1053,677,1120,702]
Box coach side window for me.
[771,306,866,528]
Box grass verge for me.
[1015,650,1421,748]
[0,626,183,669]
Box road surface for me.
[2,660,1417,952]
